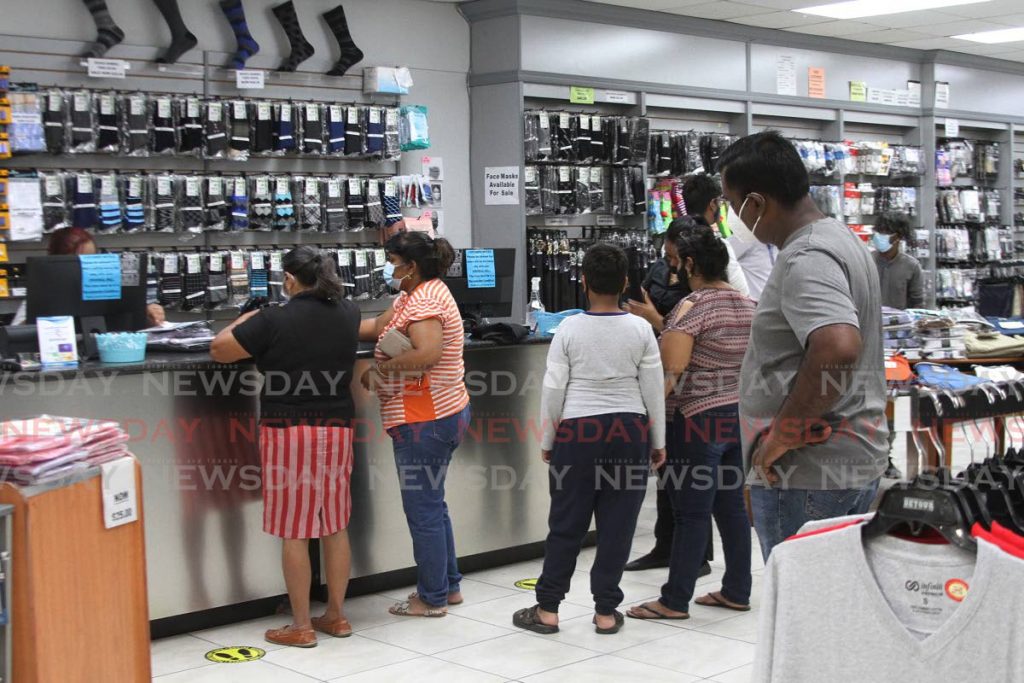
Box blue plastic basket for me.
[534,309,584,336]
[95,332,148,364]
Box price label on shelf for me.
[87,58,128,80]
[596,215,616,226]
[236,69,265,90]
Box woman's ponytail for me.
[433,237,455,275]
[282,246,344,302]
[384,231,456,280]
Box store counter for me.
[0,337,554,635]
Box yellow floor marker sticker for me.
[514,578,538,590]
[205,646,266,664]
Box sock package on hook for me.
[399,105,430,151]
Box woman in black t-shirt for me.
[212,246,360,649]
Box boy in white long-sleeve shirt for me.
[513,243,666,636]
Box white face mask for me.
[729,196,764,244]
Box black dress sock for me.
[81,0,125,58]
[204,100,228,158]
[153,0,198,64]
[323,5,364,77]
[44,91,68,154]
[302,103,324,155]
[272,1,314,72]
[220,0,260,70]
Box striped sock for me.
[272,1,314,72]
[81,0,125,58]
[323,5,364,78]
[153,0,198,64]
[220,0,260,70]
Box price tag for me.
[305,177,319,197]
[77,174,91,193]
[48,92,62,112]
[257,102,271,121]
[208,101,223,120]
[270,251,283,271]
[348,107,359,125]
[945,118,960,138]
[100,174,116,196]
[128,176,142,196]
[354,250,367,267]
[129,95,145,116]
[230,251,245,270]
[208,177,223,195]
[306,103,319,122]
[233,101,247,119]
[330,105,343,121]
[559,112,570,129]
[280,103,291,120]
[328,179,341,198]
[386,108,398,126]
[367,181,379,198]
[374,248,386,265]
[349,178,361,195]
[592,115,601,127]
[539,114,549,130]
[251,252,265,270]
[86,58,128,80]
[235,177,247,196]
[74,92,89,112]
[186,97,200,118]
[338,249,352,266]
[235,69,265,89]
[256,177,269,196]
[210,253,224,272]
[101,458,138,529]
[384,180,397,197]
[590,167,603,182]
[157,176,172,196]
[274,178,289,195]
[524,166,537,183]
[559,167,571,183]
[100,94,114,115]
[579,115,590,131]
[163,253,179,274]
[186,253,201,273]
[157,97,171,119]
[186,176,200,197]
[45,176,61,195]
[369,107,381,124]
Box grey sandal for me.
[408,591,464,606]
[389,600,447,618]
[513,605,559,634]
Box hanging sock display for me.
[220,0,260,70]
[152,0,198,64]
[81,0,125,58]
[323,5,364,77]
[272,1,314,72]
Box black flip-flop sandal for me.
[626,602,690,621]
[694,591,751,612]
[593,610,625,634]
[513,605,559,634]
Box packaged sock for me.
[249,174,273,231]
[384,107,401,160]
[158,253,183,310]
[324,177,347,231]
[229,176,249,231]
[383,180,402,226]
[301,102,324,155]
[299,176,323,232]
[253,101,273,155]
[70,172,99,229]
[588,167,605,214]
[40,172,69,233]
[272,176,296,231]
[370,248,388,299]
[151,174,177,233]
[268,250,285,302]
[336,249,355,298]
[353,248,371,300]
[249,250,269,298]
[524,166,542,216]
[178,96,203,156]
[575,166,591,215]
[326,104,346,155]
[630,117,650,165]
[121,174,147,233]
[346,177,365,230]
[181,253,207,311]
[95,172,122,233]
[205,176,228,232]
[204,99,228,159]
[228,100,251,160]
[365,178,385,228]
[524,111,539,161]
[151,95,178,155]
[95,92,121,153]
[344,105,366,157]
[272,101,297,154]
[553,112,572,161]
[123,93,150,157]
[366,106,385,158]
[228,250,250,307]
[589,114,605,163]
[556,166,575,215]
[536,111,552,161]
[180,175,205,234]
[574,114,592,163]
[69,90,96,153]
[206,252,229,310]
[43,89,69,154]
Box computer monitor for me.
[444,248,515,320]
[25,254,148,333]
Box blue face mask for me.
[382,261,407,290]
[872,233,893,253]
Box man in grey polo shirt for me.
[718,131,888,560]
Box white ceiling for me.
[579,0,1024,62]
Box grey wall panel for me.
[519,16,746,91]
[471,15,520,75]
[750,44,920,101]
[934,64,1024,118]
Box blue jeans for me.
[750,478,880,561]
[389,405,471,607]
[660,405,751,613]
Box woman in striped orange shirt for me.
[360,232,472,618]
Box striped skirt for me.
[260,424,354,539]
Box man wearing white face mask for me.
[871,211,924,310]
[718,131,888,561]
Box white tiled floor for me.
[152,477,764,682]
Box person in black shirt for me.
[211,246,360,649]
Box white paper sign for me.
[236,69,265,90]
[87,58,128,79]
[776,55,797,96]
[599,90,631,104]
[907,80,921,107]
[36,316,78,366]
[945,118,960,138]
[8,177,44,242]
[596,215,616,226]
[935,81,950,109]
[102,457,139,529]
[484,166,520,205]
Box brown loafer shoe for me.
[265,625,317,648]
[311,615,353,638]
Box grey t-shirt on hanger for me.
[740,216,888,491]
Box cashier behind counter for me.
[9,227,165,328]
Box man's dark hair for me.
[874,211,912,241]
[682,174,721,221]
[582,242,629,296]
[717,131,809,207]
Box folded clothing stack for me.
[0,415,129,486]
[914,313,967,361]
[882,307,920,360]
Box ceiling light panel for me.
[954,27,1024,43]
[796,0,991,20]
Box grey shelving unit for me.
[0,504,11,683]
